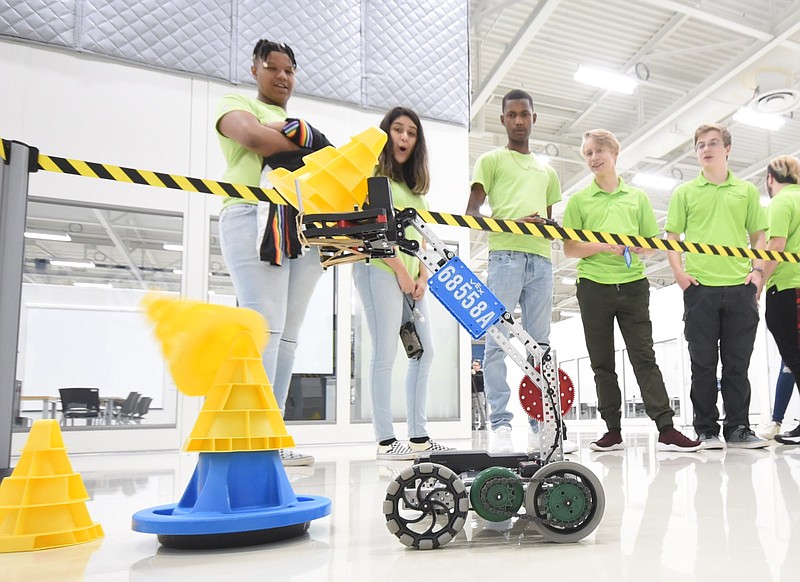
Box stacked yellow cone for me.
[143,296,295,452]
[0,420,103,552]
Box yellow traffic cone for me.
[184,329,295,453]
[0,420,103,552]
[268,126,387,213]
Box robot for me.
[299,176,605,549]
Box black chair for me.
[113,391,140,424]
[59,388,101,426]
[131,396,152,423]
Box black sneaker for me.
[724,426,769,449]
[775,424,800,445]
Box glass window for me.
[351,247,461,424]
[15,200,182,431]
[560,359,578,420]
[577,356,597,420]
[207,216,337,422]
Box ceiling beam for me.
[563,10,800,194]
[93,209,146,286]
[568,12,687,130]
[470,0,563,121]
[638,0,774,41]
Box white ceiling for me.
[469,0,800,318]
[19,1,800,318]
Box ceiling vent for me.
[753,88,800,114]
[752,71,800,114]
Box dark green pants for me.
[575,278,674,430]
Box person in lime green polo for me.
[465,89,566,455]
[760,155,800,445]
[563,129,700,453]
[665,123,768,449]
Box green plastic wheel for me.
[545,481,587,523]
[469,467,524,522]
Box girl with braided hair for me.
[215,39,328,466]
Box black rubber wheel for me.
[156,521,310,550]
[524,461,605,543]
[383,462,468,549]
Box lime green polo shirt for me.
[471,148,562,258]
[369,177,429,279]
[767,184,800,291]
[563,178,659,284]
[665,171,767,286]
[215,93,287,207]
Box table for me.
[100,396,126,425]
[20,395,59,419]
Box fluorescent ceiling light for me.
[632,173,677,190]
[25,231,72,242]
[172,269,183,275]
[561,277,576,286]
[73,282,113,289]
[574,65,638,94]
[50,259,95,269]
[559,311,580,318]
[162,243,184,252]
[732,107,785,131]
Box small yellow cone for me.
[0,420,103,552]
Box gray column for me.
[0,141,35,479]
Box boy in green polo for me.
[563,129,700,452]
[465,89,575,454]
[759,155,800,445]
[665,123,768,449]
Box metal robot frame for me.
[299,177,604,549]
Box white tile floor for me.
[2,429,800,581]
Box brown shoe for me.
[589,429,624,451]
[657,428,702,452]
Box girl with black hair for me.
[354,107,453,459]
[215,39,326,466]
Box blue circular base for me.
[133,494,331,536]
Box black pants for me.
[765,286,800,388]
[683,284,758,437]
[576,278,674,431]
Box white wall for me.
[0,38,472,452]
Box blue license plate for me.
[428,256,504,339]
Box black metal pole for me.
[0,140,36,480]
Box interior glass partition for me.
[207,216,337,422]
[14,199,183,431]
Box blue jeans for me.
[353,262,434,442]
[483,251,553,430]
[773,360,796,423]
[219,203,322,411]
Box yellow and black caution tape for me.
[418,209,800,264]
[1,137,286,205]
[3,136,799,262]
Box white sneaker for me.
[491,425,514,453]
[757,421,782,440]
[279,449,314,466]
[376,440,416,460]
[527,429,578,454]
